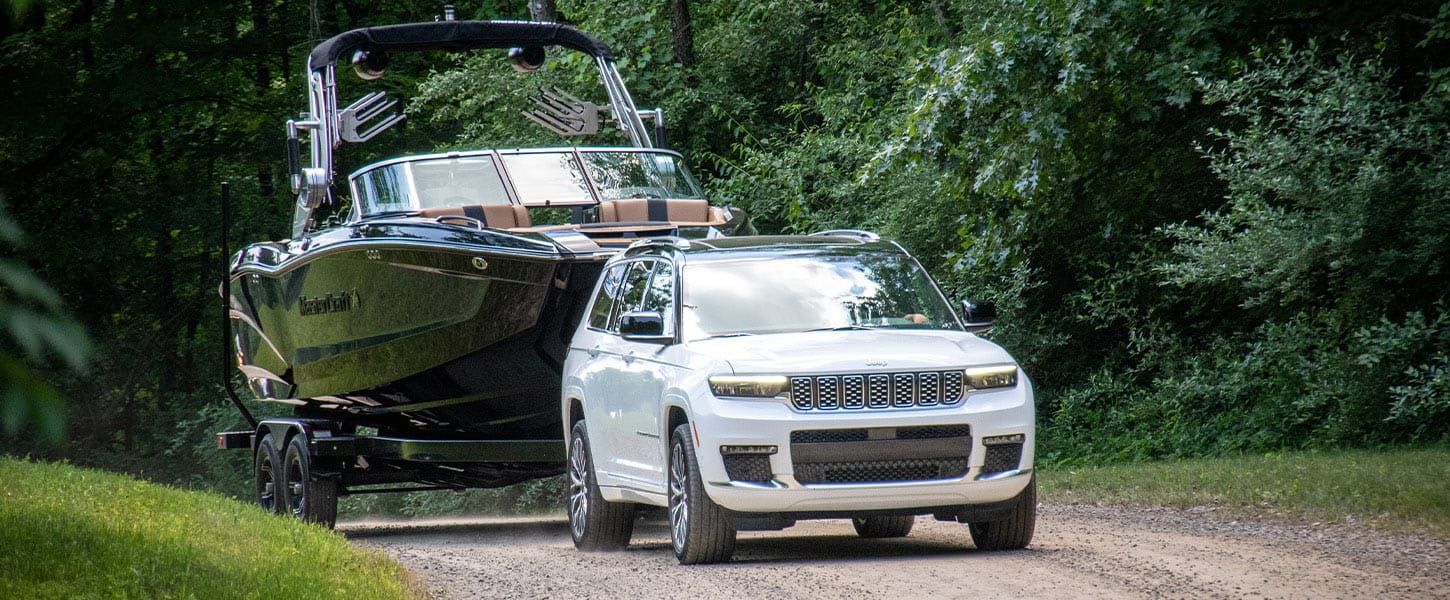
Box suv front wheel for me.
[568,420,636,550]
[968,474,1036,550]
[669,424,737,564]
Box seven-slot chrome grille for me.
[790,370,965,410]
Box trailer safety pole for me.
[221,181,258,429]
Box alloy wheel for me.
[568,435,590,540]
[668,440,689,554]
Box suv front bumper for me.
[693,385,1034,513]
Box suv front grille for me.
[794,458,969,484]
[790,370,965,410]
[790,425,972,484]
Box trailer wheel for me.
[281,435,338,528]
[567,420,636,550]
[253,433,283,514]
[852,515,915,538]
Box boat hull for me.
[228,220,606,437]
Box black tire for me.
[968,475,1036,550]
[253,433,283,514]
[668,424,736,564]
[281,434,338,528]
[567,421,637,550]
[852,515,915,538]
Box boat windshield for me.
[680,252,963,341]
[353,156,511,214]
[500,153,596,206]
[580,151,705,200]
[349,150,706,215]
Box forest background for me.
[2,0,1447,513]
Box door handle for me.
[623,351,635,363]
[588,345,601,358]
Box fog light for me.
[719,444,778,455]
[983,434,1025,446]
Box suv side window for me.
[608,260,654,333]
[588,264,629,330]
[641,261,675,337]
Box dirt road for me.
[344,505,1449,599]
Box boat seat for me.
[597,199,727,226]
[419,204,532,229]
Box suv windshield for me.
[680,252,962,340]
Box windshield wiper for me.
[701,333,755,340]
[803,325,877,332]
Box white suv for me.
[561,233,1035,564]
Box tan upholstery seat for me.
[597,199,726,226]
[419,204,532,229]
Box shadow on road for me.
[339,515,570,541]
[340,515,1039,565]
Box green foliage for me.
[1041,448,1450,538]
[0,457,421,599]
[1164,42,1450,317]
[4,0,1449,510]
[0,200,89,446]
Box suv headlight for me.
[708,375,789,398]
[965,365,1018,390]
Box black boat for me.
[227,20,744,449]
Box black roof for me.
[308,20,613,69]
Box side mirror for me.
[619,311,672,344]
[960,299,996,334]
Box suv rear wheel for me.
[567,421,636,550]
[968,475,1036,550]
[669,424,736,564]
[852,515,914,538]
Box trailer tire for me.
[281,434,338,528]
[568,421,636,550]
[852,515,914,538]
[253,433,283,514]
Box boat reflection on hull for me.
[229,222,607,439]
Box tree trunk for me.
[669,0,695,69]
[250,0,272,91]
[529,0,555,22]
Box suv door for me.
[584,260,665,489]
[609,259,677,488]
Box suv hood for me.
[685,330,1016,375]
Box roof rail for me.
[809,229,880,242]
[624,236,691,254]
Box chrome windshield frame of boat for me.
[344,147,700,223]
[596,56,653,149]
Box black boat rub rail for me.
[230,237,609,277]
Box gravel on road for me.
[343,504,1450,599]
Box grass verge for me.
[1040,447,1450,538]
[0,457,424,599]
